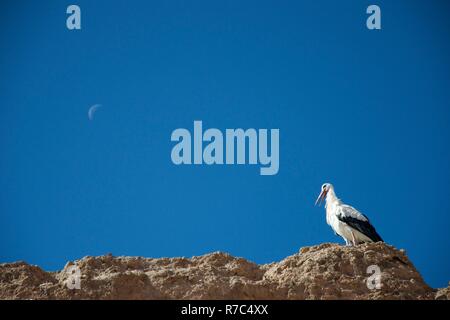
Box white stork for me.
[315,183,383,246]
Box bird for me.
[315,183,383,246]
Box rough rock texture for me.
[0,243,447,300]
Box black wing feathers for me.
[337,215,383,242]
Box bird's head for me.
[315,183,333,206]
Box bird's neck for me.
[325,189,341,208]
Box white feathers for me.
[338,204,368,222]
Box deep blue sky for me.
[1,1,449,288]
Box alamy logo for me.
[66,5,81,30]
[366,264,382,290]
[366,5,381,30]
[65,265,81,290]
[171,121,279,175]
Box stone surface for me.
[0,243,447,300]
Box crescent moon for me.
[88,104,102,120]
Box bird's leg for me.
[350,230,357,246]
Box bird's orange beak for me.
[315,189,327,206]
